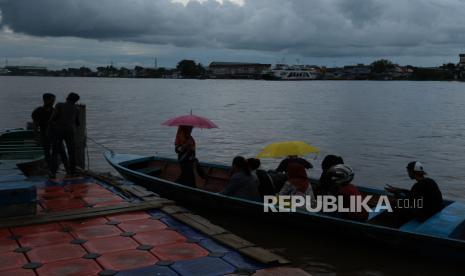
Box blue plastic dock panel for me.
[171,257,236,276]
[199,239,231,254]
[0,182,36,205]
[118,265,179,276]
[222,251,266,271]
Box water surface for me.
[1,76,464,275]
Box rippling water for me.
[1,76,464,274]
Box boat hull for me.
[105,152,465,261]
[0,129,46,176]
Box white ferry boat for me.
[0,68,10,75]
[265,64,319,80]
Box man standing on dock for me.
[31,93,56,173]
[49,92,80,178]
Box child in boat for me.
[221,156,260,201]
[385,161,443,221]
[327,164,368,221]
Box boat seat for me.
[367,208,386,221]
[136,167,162,176]
[400,202,465,238]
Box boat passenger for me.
[315,154,344,195]
[247,158,276,196]
[327,164,368,221]
[279,163,314,198]
[49,92,80,178]
[174,125,198,187]
[385,161,443,221]
[275,155,313,174]
[31,93,56,175]
[221,156,260,201]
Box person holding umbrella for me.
[162,112,218,187]
[174,125,197,187]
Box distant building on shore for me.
[5,66,47,76]
[459,54,465,66]
[208,62,271,79]
[458,54,465,80]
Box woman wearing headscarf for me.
[279,163,314,198]
[175,126,197,187]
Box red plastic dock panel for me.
[0,251,28,272]
[71,225,121,240]
[151,242,209,261]
[0,268,36,276]
[0,229,10,239]
[19,232,73,248]
[92,201,128,208]
[106,211,151,222]
[83,236,139,254]
[41,198,87,212]
[69,184,113,196]
[118,219,167,233]
[26,243,86,264]
[60,217,108,230]
[82,195,123,205]
[97,249,158,271]
[36,258,101,276]
[12,222,62,236]
[39,186,64,194]
[65,183,104,192]
[39,190,72,200]
[0,238,18,254]
[133,230,187,246]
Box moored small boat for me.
[105,152,465,261]
[0,128,47,176]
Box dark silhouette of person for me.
[316,154,344,195]
[247,158,276,197]
[31,93,56,172]
[386,161,443,221]
[49,92,80,178]
[175,125,197,187]
[221,156,260,201]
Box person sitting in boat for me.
[247,158,276,197]
[174,125,199,187]
[279,163,314,199]
[385,161,443,221]
[315,154,344,195]
[275,155,313,174]
[327,164,368,221]
[220,156,260,201]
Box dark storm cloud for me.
[1,0,465,58]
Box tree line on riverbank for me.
[1,59,464,81]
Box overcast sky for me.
[0,0,464,69]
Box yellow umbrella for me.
[257,141,319,159]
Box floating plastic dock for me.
[0,169,311,275]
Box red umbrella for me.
[162,113,218,129]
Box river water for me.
[1,76,464,275]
